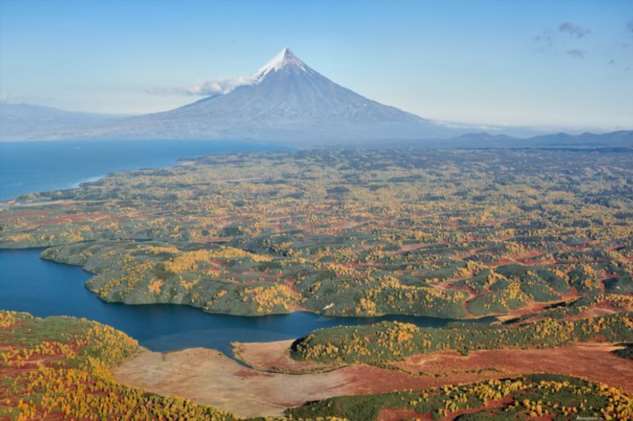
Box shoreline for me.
[0,139,286,201]
[0,245,499,322]
[0,248,494,359]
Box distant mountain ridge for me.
[442,130,633,149]
[0,103,123,140]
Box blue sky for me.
[1,0,632,130]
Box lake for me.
[0,248,482,355]
[0,139,286,200]
[0,139,487,355]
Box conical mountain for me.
[37,49,461,144]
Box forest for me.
[1,148,632,320]
[287,373,633,420]
[0,311,233,420]
[291,308,633,364]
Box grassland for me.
[1,148,632,318]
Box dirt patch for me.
[234,339,340,373]
[113,348,388,417]
[114,348,349,417]
[392,342,633,393]
[377,408,432,421]
[113,346,464,418]
[341,364,452,395]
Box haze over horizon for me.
[1,0,632,131]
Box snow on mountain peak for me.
[255,48,307,78]
[186,49,309,97]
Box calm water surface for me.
[0,140,487,355]
[0,139,285,200]
[0,249,482,355]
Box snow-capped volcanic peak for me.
[34,46,460,144]
[254,48,308,79]
[187,49,309,96]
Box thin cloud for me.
[187,77,254,96]
[533,30,554,48]
[566,49,585,59]
[146,76,255,97]
[533,22,591,50]
[559,22,591,38]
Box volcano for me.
[69,48,458,144]
[2,49,467,144]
